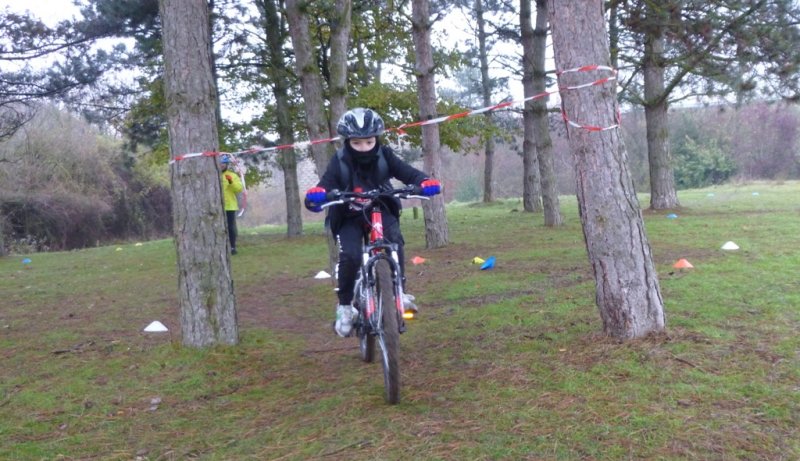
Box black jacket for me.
[315,144,428,234]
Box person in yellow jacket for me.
[220,154,243,255]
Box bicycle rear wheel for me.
[375,259,400,404]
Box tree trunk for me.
[548,0,665,340]
[482,136,495,203]
[524,0,561,223]
[327,0,352,135]
[411,0,449,249]
[279,146,303,238]
[521,116,542,213]
[325,0,352,280]
[160,0,238,347]
[258,0,302,237]
[285,0,338,273]
[532,0,557,222]
[520,0,542,212]
[475,0,496,203]
[643,13,680,210]
[285,0,334,176]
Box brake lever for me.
[395,192,430,201]
[320,199,346,209]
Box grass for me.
[2,180,800,460]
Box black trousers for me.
[336,212,405,305]
[225,210,238,250]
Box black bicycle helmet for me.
[336,108,385,139]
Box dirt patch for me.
[236,274,324,332]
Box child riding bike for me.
[305,108,441,337]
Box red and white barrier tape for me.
[556,64,620,132]
[169,64,617,164]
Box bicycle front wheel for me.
[359,320,375,363]
[354,276,376,363]
[375,259,401,404]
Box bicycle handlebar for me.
[320,185,430,209]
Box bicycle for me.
[321,185,429,404]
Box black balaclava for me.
[345,138,380,166]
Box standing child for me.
[220,154,243,255]
[305,108,441,337]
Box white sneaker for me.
[334,304,357,337]
[402,293,418,313]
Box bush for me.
[0,106,172,252]
[1,189,109,249]
[674,137,737,189]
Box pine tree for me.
[160,0,239,347]
[549,0,665,339]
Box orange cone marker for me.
[673,258,694,269]
[411,256,426,265]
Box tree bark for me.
[475,0,496,203]
[160,0,238,347]
[411,0,449,249]
[548,0,665,340]
[257,0,302,237]
[521,116,542,213]
[643,6,680,210]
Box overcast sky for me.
[1,0,81,25]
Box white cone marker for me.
[721,241,740,250]
[144,321,169,332]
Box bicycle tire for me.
[355,275,376,363]
[375,259,401,404]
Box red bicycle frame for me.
[369,209,384,248]
[363,207,405,320]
